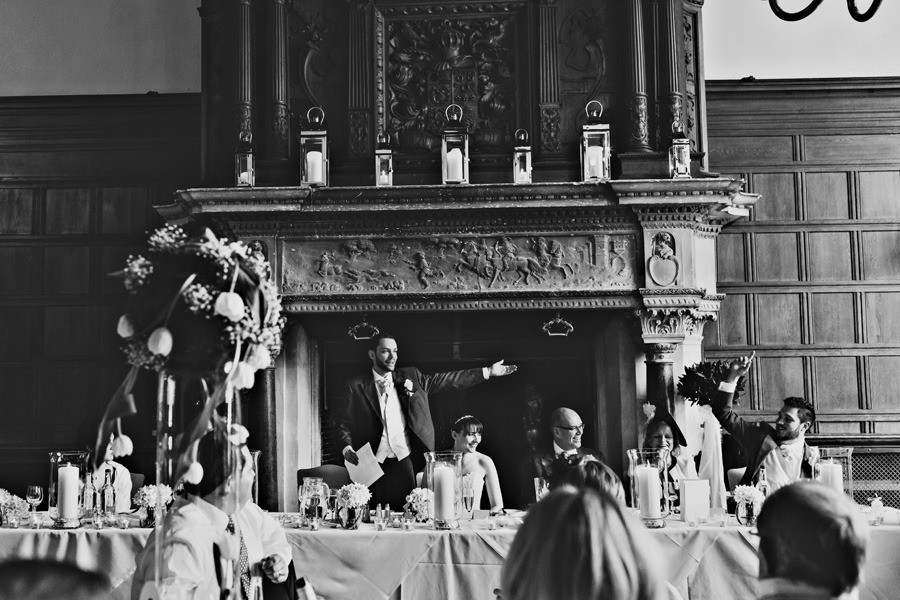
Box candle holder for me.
[441,104,469,184]
[512,128,532,184]
[580,100,611,183]
[815,447,853,497]
[235,131,255,187]
[423,451,462,530]
[627,448,672,529]
[668,126,691,179]
[47,451,89,528]
[375,132,393,187]
[300,107,328,186]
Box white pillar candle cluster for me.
[57,464,80,520]
[635,463,662,519]
[446,148,464,181]
[306,151,323,183]
[433,465,456,521]
[818,460,844,493]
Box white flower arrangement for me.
[0,488,29,516]
[733,485,764,506]
[404,487,434,522]
[338,483,372,507]
[132,484,174,509]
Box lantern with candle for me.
[580,100,611,183]
[668,126,691,179]
[234,131,254,187]
[627,448,672,528]
[815,447,853,496]
[47,451,90,528]
[300,107,328,186]
[375,132,393,187]
[441,104,469,184]
[512,128,532,184]
[423,451,462,529]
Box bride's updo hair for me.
[451,415,483,435]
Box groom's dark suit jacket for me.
[335,366,485,470]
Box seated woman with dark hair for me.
[449,415,504,512]
[642,410,698,485]
[548,454,626,506]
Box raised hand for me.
[727,351,755,381]
[488,359,517,378]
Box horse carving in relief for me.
[533,237,577,279]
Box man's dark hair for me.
[182,428,244,499]
[370,333,397,351]
[757,481,868,596]
[783,396,816,425]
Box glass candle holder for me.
[424,451,462,530]
[627,448,672,529]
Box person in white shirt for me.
[713,352,818,491]
[91,434,133,513]
[132,428,292,600]
[449,415,504,513]
[336,334,516,509]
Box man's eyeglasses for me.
[554,424,585,433]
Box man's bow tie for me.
[376,376,393,389]
[780,445,799,460]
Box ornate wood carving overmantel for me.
[160,178,755,316]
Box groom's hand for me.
[343,445,359,466]
[488,359,517,378]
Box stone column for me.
[645,343,676,414]
[234,0,254,160]
[260,0,292,184]
[627,0,652,152]
[347,1,373,162]
[537,0,561,155]
[659,0,685,146]
[248,366,279,511]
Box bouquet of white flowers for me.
[337,483,371,507]
[132,484,174,509]
[404,487,434,523]
[0,488,28,520]
[733,485,764,506]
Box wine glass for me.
[26,485,43,514]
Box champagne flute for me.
[462,493,475,519]
[26,485,43,514]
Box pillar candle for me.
[585,145,603,179]
[433,465,456,520]
[635,464,662,519]
[378,167,390,185]
[818,460,843,493]
[58,465,80,520]
[306,151,323,183]
[446,148,464,181]
[238,171,250,185]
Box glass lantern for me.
[48,450,90,528]
[423,451,462,529]
[300,107,328,186]
[815,447,853,497]
[580,100,611,183]
[441,104,469,184]
[512,128,532,184]
[235,131,254,187]
[668,126,691,179]
[375,132,393,187]
[627,448,672,528]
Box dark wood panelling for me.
[716,232,746,282]
[0,94,200,496]
[707,78,900,443]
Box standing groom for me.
[335,334,517,508]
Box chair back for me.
[297,465,352,492]
[726,467,746,491]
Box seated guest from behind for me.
[756,481,868,600]
[501,486,668,600]
[519,407,604,506]
[548,454,626,505]
[714,353,818,490]
[450,415,504,513]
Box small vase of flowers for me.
[337,483,371,530]
[733,485,764,527]
[133,484,174,528]
[404,487,435,524]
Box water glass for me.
[5,512,20,529]
[92,512,105,529]
[308,517,320,531]
[487,515,497,530]
[30,513,42,529]
[711,507,728,527]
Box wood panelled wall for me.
[0,95,201,497]
[704,78,900,437]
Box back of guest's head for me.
[501,487,666,600]
[451,414,483,435]
[0,559,108,600]
[182,427,243,498]
[548,455,626,505]
[756,481,868,596]
[782,396,816,425]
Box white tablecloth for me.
[1,515,897,600]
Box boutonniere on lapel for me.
[402,379,414,397]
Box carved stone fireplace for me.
[160,178,755,509]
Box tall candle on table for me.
[306,151,323,183]
[446,148,463,181]
[433,465,456,520]
[58,464,79,520]
[635,463,662,519]
[818,460,843,493]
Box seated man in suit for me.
[336,333,517,509]
[714,352,818,491]
[519,407,605,507]
[756,481,868,600]
[132,426,293,600]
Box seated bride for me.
[450,415,504,513]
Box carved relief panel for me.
[280,233,636,295]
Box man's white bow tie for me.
[377,376,393,389]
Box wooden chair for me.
[297,465,352,492]
[726,467,746,492]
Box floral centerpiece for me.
[677,360,746,406]
[336,483,371,530]
[733,485,765,526]
[133,484,174,527]
[404,487,434,523]
[0,489,28,525]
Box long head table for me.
[0,514,897,600]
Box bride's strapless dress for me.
[464,471,486,509]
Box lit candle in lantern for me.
[379,166,390,185]
[306,151,323,184]
[58,464,80,520]
[238,172,250,185]
[585,146,603,179]
[818,460,843,493]
[635,463,662,519]
[446,148,463,182]
[433,465,455,521]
